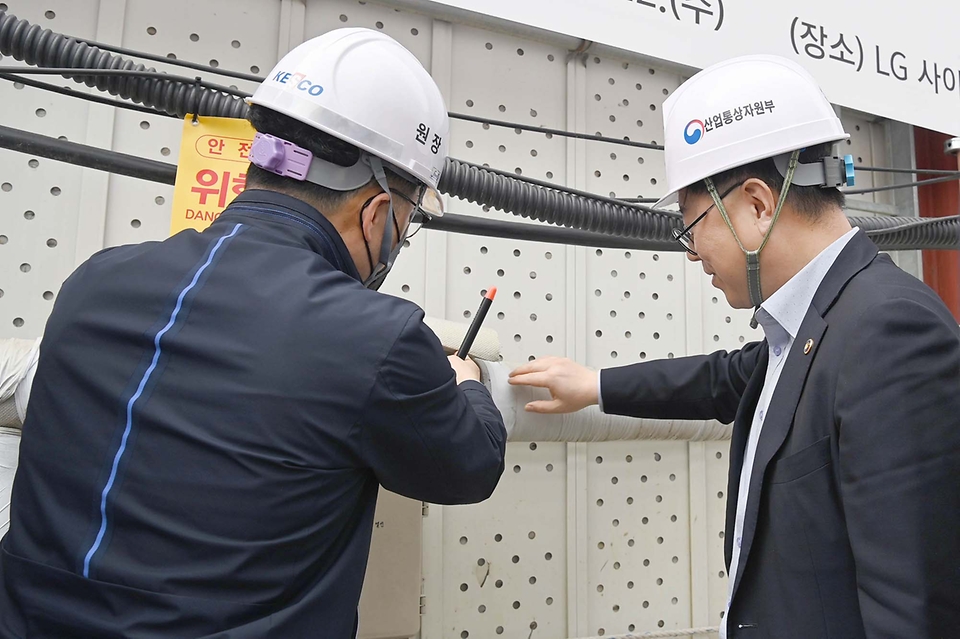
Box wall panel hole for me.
[43,291,54,301]
[19,263,31,273]
[46,238,57,248]
[12,318,24,327]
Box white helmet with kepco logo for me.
[247,28,448,289]
[249,27,449,190]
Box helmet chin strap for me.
[704,149,800,328]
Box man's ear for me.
[359,192,391,243]
[742,178,778,234]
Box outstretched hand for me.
[508,357,599,414]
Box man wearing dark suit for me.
[510,55,960,638]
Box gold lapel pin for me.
[803,338,814,355]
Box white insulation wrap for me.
[421,319,731,443]
[0,338,40,428]
[422,316,501,361]
[478,359,732,443]
[0,428,19,536]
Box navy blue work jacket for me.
[0,190,506,638]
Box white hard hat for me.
[248,28,449,190]
[655,55,849,209]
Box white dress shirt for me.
[719,227,856,637]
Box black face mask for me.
[359,195,404,291]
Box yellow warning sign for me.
[170,116,256,235]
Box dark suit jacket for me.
[601,231,960,639]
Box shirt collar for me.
[224,189,362,282]
[758,227,858,344]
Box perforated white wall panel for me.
[0,1,910,638]
[0,0,100,338]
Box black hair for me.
[683,143,845,218]
[245,104,417,211]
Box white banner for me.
[425,0,960,136]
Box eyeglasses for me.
[391,186,444,241]
[671,180,745,256]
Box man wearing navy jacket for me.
[511,56,960,639]
[0,29,506,638]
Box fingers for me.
[507,371,554,388]
[524,399,564,414]
[509,357,562,378]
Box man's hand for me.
[448,355,481,385]
[508,357,599,414]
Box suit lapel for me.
[730,311,827,598]
[727,230,879,599]
[723,345,768,570]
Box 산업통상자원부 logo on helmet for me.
[684,119,705,145]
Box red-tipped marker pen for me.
[457,287,497,359]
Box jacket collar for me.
[811,229,880,318]
[221,189,362,282]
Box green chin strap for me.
[704,149,800,327]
